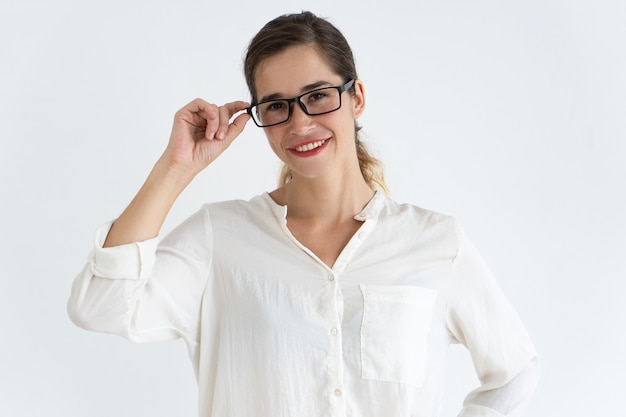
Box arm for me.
[446,230,540,417]
[68,99,250,341]
[104,99,251,247]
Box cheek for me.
[332,115,357,142]
[266,139,279,154]
[265,133,285,156]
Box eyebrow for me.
[258,80,333,103]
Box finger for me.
[215,105,231,140]
[175,99,220,142]
[202,103,221,141]
[224,100,251,117]
[182,98,217,123]
[223,112,251,143]
[216,101,251,140]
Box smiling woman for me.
[67,10,540,417]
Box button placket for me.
[324,269,346,417]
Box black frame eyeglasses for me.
[246,79,355,128]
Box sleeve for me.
[446,228,540,417]
[67,207,213,346]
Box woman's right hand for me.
[102,99,251,247]
[162,98,251,179]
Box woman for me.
[68,11,540,417]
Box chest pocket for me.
[359,285,437,387]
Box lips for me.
[294,140,327,152]
[288,138,330,156]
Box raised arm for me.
[104,99,250,247]
[68,99,250,342]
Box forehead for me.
[254,45,342,98]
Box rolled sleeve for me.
[89,221,159,280]
[68,209,211,344]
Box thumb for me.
[223,111,251,143]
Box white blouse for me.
[68,191,539,417]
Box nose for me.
[287,101,313,133]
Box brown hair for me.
[244,11,388,194]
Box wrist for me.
[150,154,197,193]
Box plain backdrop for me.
[1,0,625,416]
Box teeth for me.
[295,140,326,152]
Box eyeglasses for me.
[247,79,355,127]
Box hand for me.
[163,98,251,178]
[102,99,250,247]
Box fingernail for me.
[217,130,225,140]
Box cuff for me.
[88,221,159,280]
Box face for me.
[253,45,365,182]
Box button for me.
[328,274,335,281]
[330,328,338,335]
[358,231,366,239]
[334,388,343,397]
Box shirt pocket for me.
[359,284,437,387]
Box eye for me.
[309,91,329,101]
[259,100,287,114]
[266,101,286,112]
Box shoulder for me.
[196,193,280,241]
[381,197,460,236]
[164,194,271,243]
[160,194,275,258]
[376,197,463,259]
[199,193,274,220]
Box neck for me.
[271,172,374,223]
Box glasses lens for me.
[301,87,341,116]
[254,100,290,127]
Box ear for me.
[352,79,366,118]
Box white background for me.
[1,0,625,416]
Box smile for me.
[293,139,328,152]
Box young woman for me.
[68,11,540,417]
